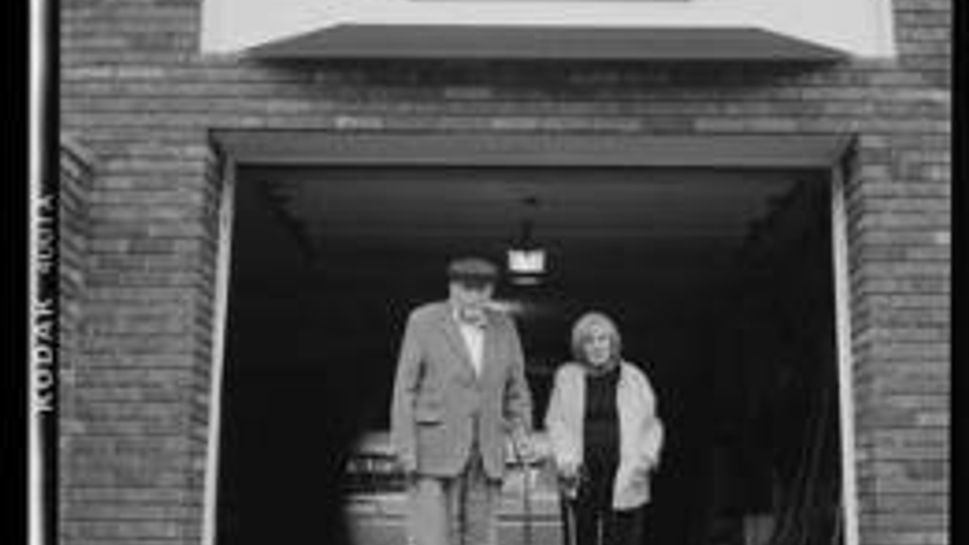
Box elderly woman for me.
[544,311,664,545]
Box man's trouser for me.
[407,446,501,545]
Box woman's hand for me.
[556,458,580,479]
[557,461,582,498]
[631,456,659,484]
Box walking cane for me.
[511,439,533,545]
[562,493,577,545]
[559,470,580,545]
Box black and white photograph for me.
[30,2,955,545]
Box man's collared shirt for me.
[453,306,486,377]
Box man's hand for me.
[395,453,418,481]
[512,434,543,466]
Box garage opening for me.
[213,164,845,545]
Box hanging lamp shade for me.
[507,201,546,283]
[508,247,546,275]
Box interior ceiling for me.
[235,166,818,302]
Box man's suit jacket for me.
[390,301,533,480]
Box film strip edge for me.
[29,0,59,544]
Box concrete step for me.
[347,518,564,545]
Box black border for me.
[8,0,30,543]
[951,0,965,542]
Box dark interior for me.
[216,166,843,545]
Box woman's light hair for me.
[570,311,622,365]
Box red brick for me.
[61,520,183,539]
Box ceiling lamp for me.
[507,196,546,285]
[508,243,545,275]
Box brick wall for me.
[59,0,950,544]
[59,136,92,431]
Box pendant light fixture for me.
[507,196,546,285]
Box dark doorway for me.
[215,166,843,545]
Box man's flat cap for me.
[447,257,499,283]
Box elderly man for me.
[390,257,535,545]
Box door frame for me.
[203,130,859,545]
